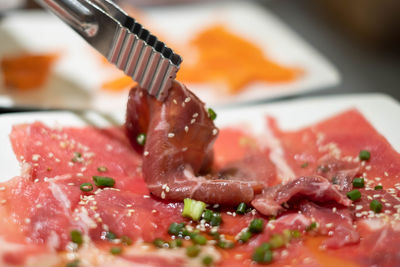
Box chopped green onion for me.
[306,222,318,231]
[207,108,217,121]
[202,255,213,266]
[169,239,183,248]
[252,243,272,264]
[79,182,93,192]
[153,238,166,248]
[291,230,301,238]
[182,198,206,221]
[239,231,252,243]
[217,240,234,249]
[136,133,146,146]
[97,166,108,172]
[269,234,285,249]
[347,189,361,201]
[186,245,201,257]
[110,246,122,255]
[208,231,220,240]
[249,218,264,233]
[236,202,247,214]
[301,162,309,168]
[359,150,371,160]
[282,229,292,242]
[192,234,207,245]
[202,209,214,221]
[352,178,365,188]
[105,231,116,240]
[70,230,83,245]
[374,185,383,190]
[66,260,80,267]
[92,176,115,187]
[370,199,383,213]
[120,236,132,246]
[210,213,222,226]
[168,222,185,236]
[71,152,83,163]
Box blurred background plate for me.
[0,1,339,113]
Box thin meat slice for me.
[125,81,262,205]
[299,201,359,249]
[252,176,351,216]
[316,155,360,192]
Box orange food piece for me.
[1,53,59,90]
[101,75,137,92]
[178,25,301,93]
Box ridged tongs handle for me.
[35,0,182,101]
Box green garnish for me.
[202,255,213,266]
[202,209,214,221]
[239,231,252,243]
[70,230,83,245]
[290,230,301,238]
[136,133,146,146]
[105,231,116,240]
[301,162,309,168]
[374,185,383,190]
[306,222,317,231]
[208,231,220,240]
[121,236,132,246]
[92,176,115,187]
[66,260,80,267]
[359,150,371,160]
[370,199,383,213]
[153,238,166,248]
[168,222,185,236]
[217,240,234,249]
[252,243,273,264]
[269,234,285,249]
[71,152,83,163]
[236,202,247,214]
[192,234,207,245]
[79,182,93,192]
[352,178,365,188]
[97,166,108,172]
[249,218,264,233]
[186,245,201,257]
[169,239,183,248]
[210,213,222,226]
[347,189,361,201]
[110,246,122,255]
[182,199,206,221]
[207,108,217,121]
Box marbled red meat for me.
[125,81,263,205]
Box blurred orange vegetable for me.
[101,75,137,92]
[1,53,59,90]
[178,25,301,93]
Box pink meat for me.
[252,176,351,216]
[125,81,262,205]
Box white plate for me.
[0,1,339,112]
[1,93,399,182]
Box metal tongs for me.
[35,0,182,101]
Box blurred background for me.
[0,0,399,113]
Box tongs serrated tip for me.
[36,0,182,101]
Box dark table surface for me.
[257,0,400,102]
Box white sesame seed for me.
[185,97,191,103]
[25,218,31,224]
[325,223,334,228]
[152,209,157,213]
[192,113,198,118]
[212,129,218,136]
[55,158,61,163]
[182,147,188,152]
[213,204,219,208]
[0,187,5,191]
[355,213,362,217]
[365,166,372,171]
[184,126,189,133]
[355,205,363,210]
[161,191,166,199]
[373,194,381,198]
[32,154,41,161]
[190,119,196,124]
[168,133,175,138]
[143,195,150,198]
[34,178,39,183]
[375,177,381,181]
[143,151,149,156]
[173,99,177,104]
[384,172,389,177]
[332,207,337,213]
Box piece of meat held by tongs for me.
[36,0,182,100]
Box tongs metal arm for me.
[35,0,182,101]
